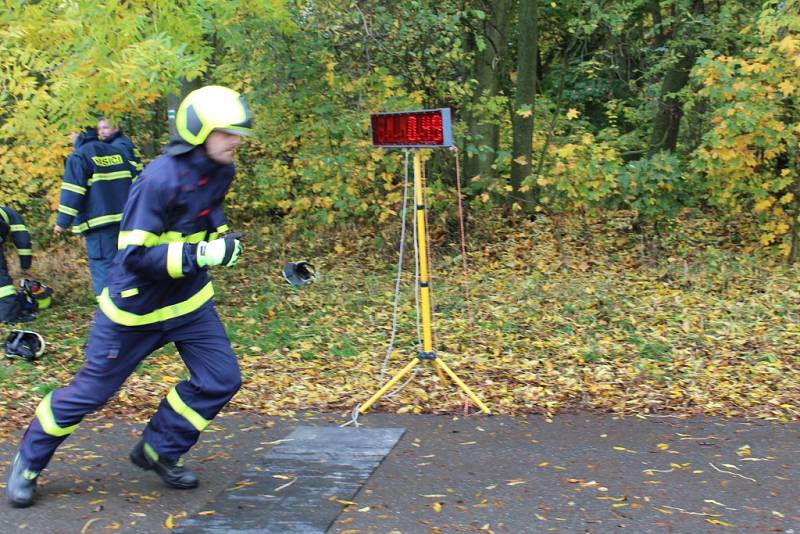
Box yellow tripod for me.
[359,150,490,415]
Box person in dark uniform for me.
[0,206,34,323]
[7,86,252,508]
[97,117,143,179]
[55,127,134,295]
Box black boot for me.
[129,440,198,489]
[6,454,39,508]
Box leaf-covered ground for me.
[1,214,798,438]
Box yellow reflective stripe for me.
[166,387,210,431]
[0,209,9,224]
[167,242,184,278]
[9,224,27,232]
[35,392,79,437]
[61,183,87,195]
[182,231,206,244]
[91,214,122,226]
[118,230,207,250]
[17,248,32,256]
[98,281,214,326]
[208,224,229,241]
[87,170,132,185]
[58,205,79,216]
[0,284,16,298]
[121,288,138,298]
[72,213,123,234]
[144,442,159,461]
[118,229,161,248]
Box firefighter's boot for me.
[129,440,198,489]
[6,454,39,508]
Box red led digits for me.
[371,109,452,148]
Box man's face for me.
[204,131,243,164]
[97,119,117,140]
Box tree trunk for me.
[788,145,800,264]
[167,78,200,139]
[647,0,704,155]
[510,0,539,211]
[464,0,512,182]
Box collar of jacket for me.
[179,145,233,177]
[74,128,99,149]
[103,130,125,144]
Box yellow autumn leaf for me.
[754,197,774,213]
[706,518,735,527]
[432,502,443,512]
[566,108,580,120]
[778,80,795,96]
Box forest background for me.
[0,0,798,430]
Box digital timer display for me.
[370,108,453,148]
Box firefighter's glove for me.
[196,232,244,268]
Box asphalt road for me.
[0,412,797,533]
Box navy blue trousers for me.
[17,303,240,471]
[84,225,120,296]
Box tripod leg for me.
[433,359,491,414]
[432,360,448,383]
[359,357,420,414]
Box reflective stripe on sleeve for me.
[61,183,87,195]
[167,242,184,278]
[58,205,79,217]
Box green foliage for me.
[615,152,697,224]
[0,0,797,259]
[0,0,287,233]
[690,0,800,255]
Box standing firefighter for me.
[97,117,144,179]
[7,86,252,508]
[55,127,134,295]
[0,206,33,323]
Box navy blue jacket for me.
[104,130,143,177]
[0,206,32,272]
[98,148,234,327]
[56,129,134,234]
